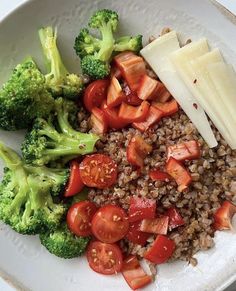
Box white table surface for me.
[0,0,236,290]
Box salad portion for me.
[0,8,236,291]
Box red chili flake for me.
[193,79,197,84]
[193,103,198,109]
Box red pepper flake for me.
[193,79,197,84]
[193,103,198,109]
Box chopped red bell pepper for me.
[101,102,127,130]
[149,169,171,181]
[129,196,156,223]
[107,76,126,108]
[90,107,108,134]
[122,255,152,290]
[127,136,153,168]
[118,101,150,123]
[114,51,146,91]
[144,235,175,264]
[110,65,122,80]
[137,74,160,101]
[123,84,143,106]
[152,99,179,117]
[132,106,163,132]
[167,140,201,161]
[157,85,171,103]
[165,207,185,230]
[126,221,151,246]
[213,201,236,230]
[64,160,84,197]
[166,157,192,192]
[140,216,169,235]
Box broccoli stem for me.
[97,23,114,61]
[0,143,22,169]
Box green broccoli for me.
[40,223,90,259]
[0,143,69,235]
[0,58,55,131]
[74,9,143,79]
[39,26,84,100]
[21,97,99,166]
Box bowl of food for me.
[0,0,236,290]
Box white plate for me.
[0,0,236,290]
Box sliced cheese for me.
[141,32,217,148]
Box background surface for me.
[0,0,236,290]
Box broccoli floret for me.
[0,143,69,235]
[74,9,143,80]
[39,26,84,100]
[21,97,99,166]
[0,58,55,131]
[40,223,90,259]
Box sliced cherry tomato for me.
[123,84,143,106]
[114,52,146,91]
[67,201,98,237]
[122,255,152,290]
[132,106,163,132]
[137,74,160,101]
[126,221,151,246]
[144,235,175,264]
[90,107,108,134]
[118,101,150,123]
[152,99,179,117]
[101,102,128,130]
[91,205,129,243]
[87,241,123,275]
[213,201,236,230]
[165,207,185,231]
[64,160,84,197]
[129,196,156,223]
[158,85,171,103]
[79,154,117,189]
[83,79,109,112]
[127,136,152,168]
[167,140,201,161]
[140,216,169,235]
[149,169,171,181]
[107,76,126,108]
[166,157,192,192]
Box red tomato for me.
[67,201,98,237]
[91,205,129,243]
[126,221,151,246]
[213,201,236,230]
[167,140,201,161]
[166,157,192,192]
[140,216,169,235]
[122,255,152,290]
[87,241,123,275]
[90,107,108,134]
[152,99,179,117]
[149,169,171,182]
[79,154,117,189]
[165,207,185,231]
[64,160,84,197]
[107,76,126,108]
[118,101,150,123]
[101,102,128,130]
[144,235,175,264]
[129,196,156,223]
[132,106,163,132]
[137,74,159,101]
[127,136,153,168]
[114,52,146,92]
[83,79,110,112]
[123,84,143,106]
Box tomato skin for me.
[91,205,129,243]
[118,101,150,123]
[165,207,185,231]
[144,235,175,264]
[90,107,108,134]
[64,160,84,197]
[213,201,236,230]
[79,154,118,189]
[122,255,152,290]
[83,79,110,112]
[67,201,98,237]
[152,99,179,117]
[126,221,150,246]
[129,196,156,223]
[87,241,123,275]
[167,140,201,162]
[140,216,169,235]
[149,169,171,182]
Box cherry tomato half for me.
[87,241,123,275]
[91,205,129,243]
[79,154,118,189]
[67,201,98,237]
[83,79,110,112]
[64,160,84,197]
